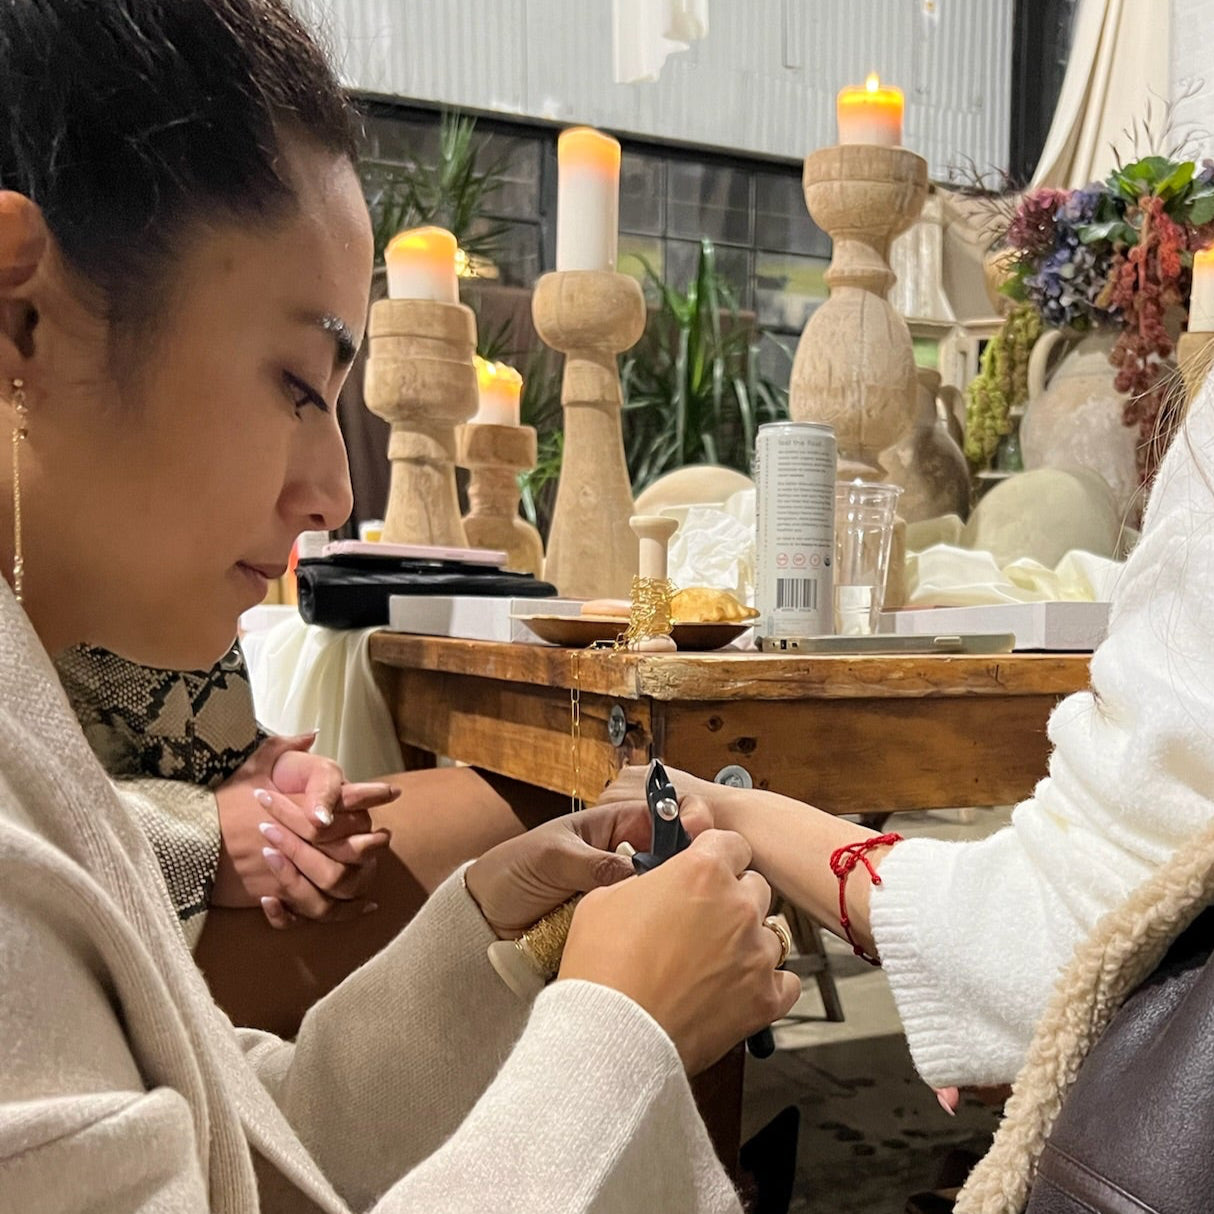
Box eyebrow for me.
[313,312,358,369]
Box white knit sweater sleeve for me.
[871,374,1214,1089]
[242,868,740,1214]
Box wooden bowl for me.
[513,614,750,651]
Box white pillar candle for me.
[471,358,523,426]
[1191,247,1214,332]
[385,226,459,302]
[836,74,904,147]
[556,126,620,272]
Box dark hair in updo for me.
[0,0,359,327]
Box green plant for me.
[516,349,565,532]
[470,310,514,364]
[519,430,564,533]
[964,303,1041,470]
[361,110,511,267]
[620,239,788,494]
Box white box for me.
[387,595,583,643]
[880,601,1110,651]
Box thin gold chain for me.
[10,380,26,605]
[569,650,582,813]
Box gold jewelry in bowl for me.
[763,914,792,968]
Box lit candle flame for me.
[866,72,880,92]
[472,357,524,426]
[475,358,523,395]
[384,225,459,301]
[386,225,457,263]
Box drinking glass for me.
[834,481,901,635]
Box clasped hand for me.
[212,732,395,928]
[465,793,800,1076]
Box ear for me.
[0,191,49,384]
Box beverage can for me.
[754,421,837,638]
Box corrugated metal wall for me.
[302,0,1013,178]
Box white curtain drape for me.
[1032,0,1170,189]
[612,0,709,84]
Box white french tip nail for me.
[936,1092,957,1117]
[313,805,334,827]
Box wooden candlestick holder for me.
[363,299,478,547]
[789,144,928,479]
[532,270,647,599]
[456,423,545,575]
[628,514,678,652]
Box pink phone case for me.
[323,539,508,566]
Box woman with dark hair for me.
[0,3,795,1209]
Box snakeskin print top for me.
[55,642,264,940]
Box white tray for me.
[880,601,1110,651]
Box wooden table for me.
[369,634,1091,1168]
[369,635,1090,813]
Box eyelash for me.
[283,372,330,416]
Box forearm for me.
[245,868,533,1211]
[715,786,892,959]
[370,981,741,1213]
[369,766,564,896]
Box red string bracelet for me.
[829,833,904,966]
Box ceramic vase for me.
[1019,328,1139,523]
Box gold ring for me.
[763,914,792,968]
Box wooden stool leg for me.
[776,897,846,1023]
[858,811,892,832]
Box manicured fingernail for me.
[253,788,273,809]
[937,1092,956,1117]
[362,902,379,915]
[258,821,284,847]
[262,847,286,874]
[313,805,334,827]
[385,784,401,798]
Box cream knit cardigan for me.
[872,366,1214,1089]
[0,586,740,1212]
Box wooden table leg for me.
[399,742,438,771]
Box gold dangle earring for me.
[9,379,27,604]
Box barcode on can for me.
[775,578,818,611]
[755,421,836,637]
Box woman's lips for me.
[235,561,287,593]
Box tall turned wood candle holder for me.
[457,423,545,575]
[532,270,647,598]
[363,299,478,547]
[789,145,929,479]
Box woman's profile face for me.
[13,139,373,667]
